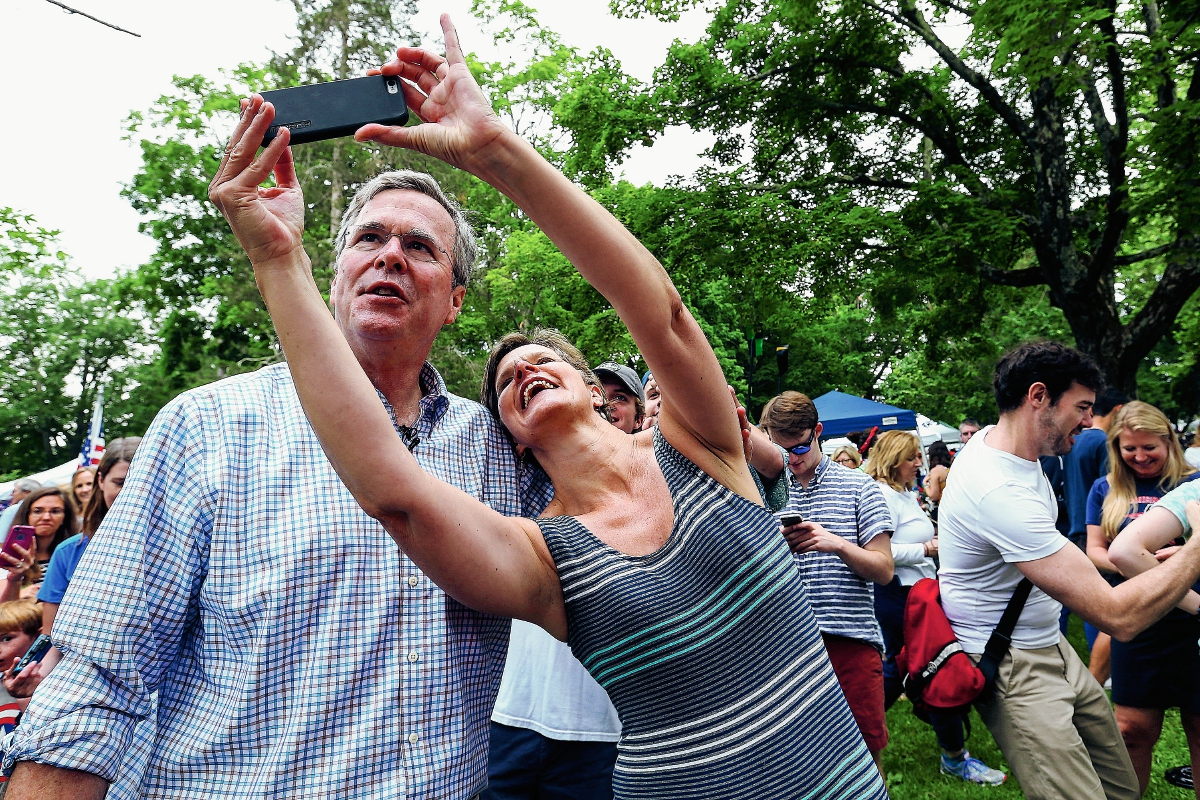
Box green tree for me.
[0,209,147,476]
[598,0,1200,398]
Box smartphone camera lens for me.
[386,78,398,94]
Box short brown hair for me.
[760,391,818,438]
[481,329,610,433]
[0,600,42,637]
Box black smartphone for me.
[780,515,803,528]
[259,75,409,147]
[10,634,51,677]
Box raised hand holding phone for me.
[208,97,306,272]
[356,15,514,179]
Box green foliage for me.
[0,210,148,476]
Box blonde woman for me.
[1084,401,1200,796]
[865,431,1006,785]
[832,445,862,470]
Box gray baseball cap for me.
[593,362,645,403]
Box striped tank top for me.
[536,429,888,799]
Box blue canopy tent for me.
[812,391,918,439]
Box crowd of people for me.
[4,16,1200,800]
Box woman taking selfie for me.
[1084,401,1200,796]
[209,16,884,799]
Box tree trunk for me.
[330,21,350,235]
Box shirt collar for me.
[789,454,832,492]
[376,362,451,450]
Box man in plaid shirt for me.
[5,168,551,799]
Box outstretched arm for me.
[207,97,565,638]
[1108,505,1200,614]
[358,15,759,502]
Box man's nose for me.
[374,236,410,271]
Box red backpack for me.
[895,577,1032,718]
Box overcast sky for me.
[2,0,713,279]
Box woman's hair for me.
[68,467,96,512]
[81,437,141,537]
[0,600,42,637]
[864,431,923,491]
[927,440,953,469]
[831,445,862,469]
[1101,401,1195,541]
[13,487,76,582]
[481,329,610,439]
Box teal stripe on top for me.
[581,538,784,673]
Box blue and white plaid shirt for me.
[4,362,552,799]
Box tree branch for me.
[926,0,975,17]
[1143,1,1177,109]
[1124,254,1200,368]
[979,262,1045,287]
[41,0,140,37]
[1113,235,1200,266]
[866,0,1032,147]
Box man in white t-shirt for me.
[939,341,1200,800]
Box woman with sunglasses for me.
[212,16,885,800]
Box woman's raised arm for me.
[207,96,565,638]
[358,15,757,500]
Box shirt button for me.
[408,575,419,587]
[408,732,419,744]
[408,651,419,663]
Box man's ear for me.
[443,285,467,325]
[814,422,823,439]
[591,385,606,412]
[1027,381,1050,409]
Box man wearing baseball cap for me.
[593,362,645,434]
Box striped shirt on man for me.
[778,456,893,649]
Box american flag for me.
[78,386,105,468]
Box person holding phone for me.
[0,488,76,603]
[201,17,880,799]
[13,438,144,700]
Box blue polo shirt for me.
[37,533,88,604]
[1064,427,1108,536]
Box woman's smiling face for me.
[1118,428,1169,480]
[493,344,602,444]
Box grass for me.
[881,614,1195,799]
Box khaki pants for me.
[971,636,1139,800]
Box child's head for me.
[0,600,42,671]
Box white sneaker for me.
[940,751,1007,786]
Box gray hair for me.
[334,170,477,289]
[15,478,41,493]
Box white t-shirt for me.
[491,620,622,742]
[937,426,1068,651]
[880,484,937,586]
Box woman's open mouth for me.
[522,379,557,409]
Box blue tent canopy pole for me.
[812,391,918,439]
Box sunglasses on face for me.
[783,430,818,457]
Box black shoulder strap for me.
[976,578,1034,695]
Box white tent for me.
[917,414,961,448]
[0,459,80,498]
